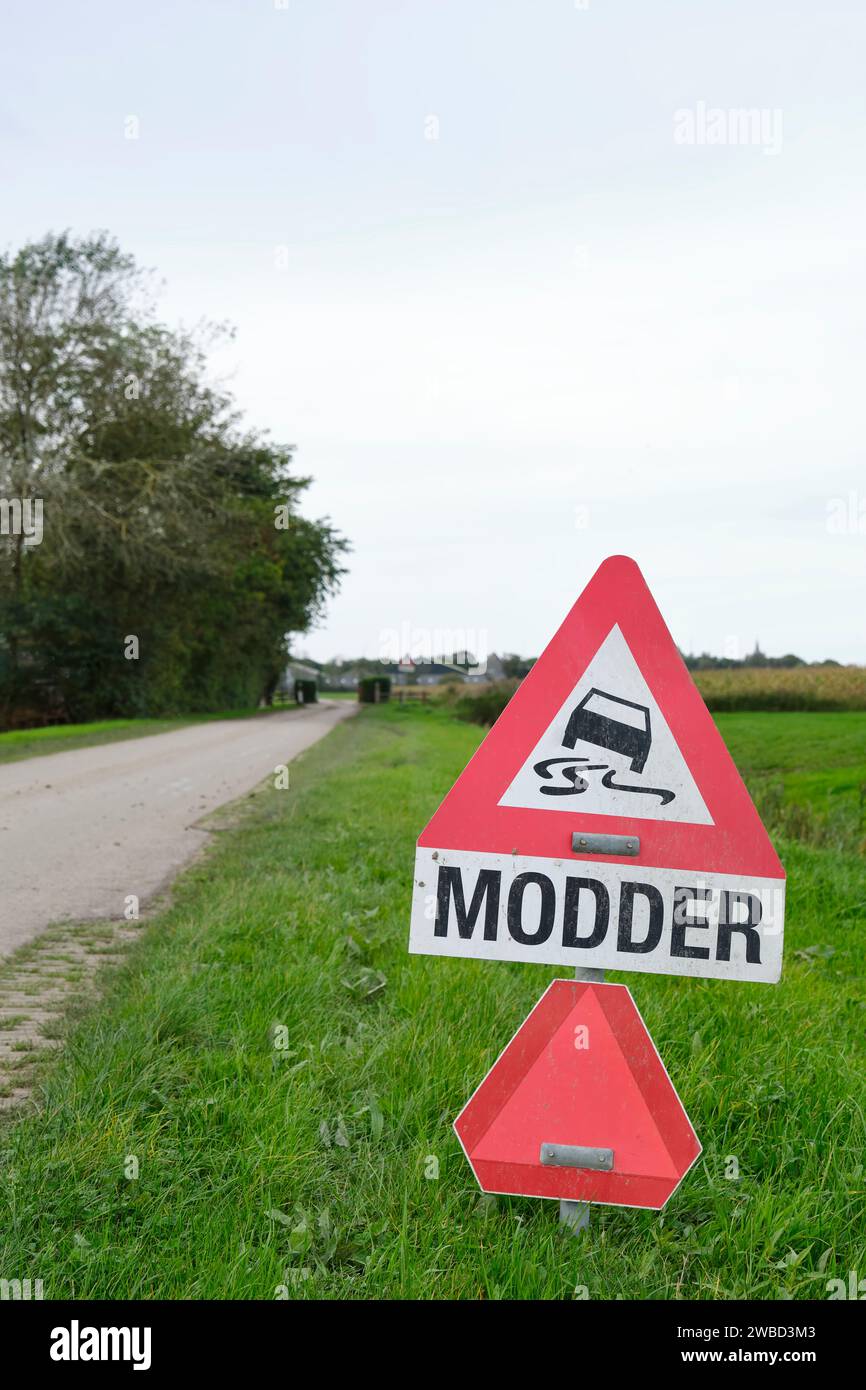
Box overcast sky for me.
[4,0,864,662]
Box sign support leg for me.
[559,1199,591,1233]
[559,966,606,1235]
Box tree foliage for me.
[0,232,347,725]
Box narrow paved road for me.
[0,701,356,958]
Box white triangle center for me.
[498,624,713,825]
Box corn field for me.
[692,664,866,711]
[438,665,866,725]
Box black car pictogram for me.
[562,688,652,773]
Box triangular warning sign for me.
[409,556,785,983]
[454,979,701,1209]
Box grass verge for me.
[0,705,863,1299]
[0,705,307,766]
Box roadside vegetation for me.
[0,704,863,1299]
[0,717,197,765]
[0,704,308,766]
[0,232,347,731]
[440,664,866,730]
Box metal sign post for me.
[561,966,606,1234]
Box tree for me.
[0,232,347,724]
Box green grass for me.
[0,705,308,765]
[0,718,196,764]
[0,705,863,1299]
[715,711,866,773]
[716,712,866,854]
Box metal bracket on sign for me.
[572,832,640,856]
[540,1143,614,1172]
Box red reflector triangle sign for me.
[454,979,701,1210]
[409,555,785,982]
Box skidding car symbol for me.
[563,688,652,773]
[531,688,676,805]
